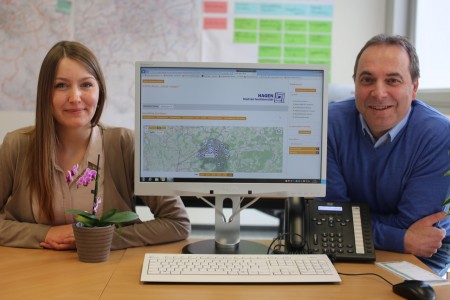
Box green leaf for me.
[65,209,99,227]
[99,208,117,222]
[102,211,139,224]
[117,224,123,235]
[65,209,97,220]
[75,215,97,227]
[443,196,450,207]
[445,170,450,176]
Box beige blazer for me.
[0,125,190,249]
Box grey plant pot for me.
[72,223,114,263]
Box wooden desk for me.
[1,240,449,300]
[102,239,450,300]
[0,246,125,300]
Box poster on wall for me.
[201,0,334,70]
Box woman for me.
[0,41,190,250]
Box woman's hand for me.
[40,224,76,250]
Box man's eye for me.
[360,77,374,85]
[387,78,401,85]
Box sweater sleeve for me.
[111,196,191,250]
[371,215,407,252]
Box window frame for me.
[386,0,450,115]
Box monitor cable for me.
[267,232,311,255]
[337,272,394,286]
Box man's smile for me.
[369,105,393,111]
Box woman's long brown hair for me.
[28,41,107,223]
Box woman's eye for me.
[81,81,96,89]
[81,82,93,88]
[54,82,67,89]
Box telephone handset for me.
[284,197,376,262]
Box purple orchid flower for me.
[76,168,97,187]
[93,197,102,214]
[65,164,79,183]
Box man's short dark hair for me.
[352,34,420,82]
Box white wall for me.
[0,111,35,143]
[332,0,386,84]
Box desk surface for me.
[0,246,125,300]
[1,239,449,300]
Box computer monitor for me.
[135,62,328,254]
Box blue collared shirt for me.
[359,108,412,148]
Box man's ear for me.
[412,79,419,99]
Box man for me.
[323,34,450,276]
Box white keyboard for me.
[140,253,341,283]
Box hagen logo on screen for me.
[243,92,285,103]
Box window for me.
[415,0,450,89]
[388,0,450,115]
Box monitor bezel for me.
[134,61,328,198]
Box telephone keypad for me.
[309,208,373,260]
[314,227,355,255]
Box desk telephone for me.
[284,197,376,262]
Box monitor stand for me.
[182,195,268,254]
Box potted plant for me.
[65,155,139,263]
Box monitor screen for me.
[135,62,328,199]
